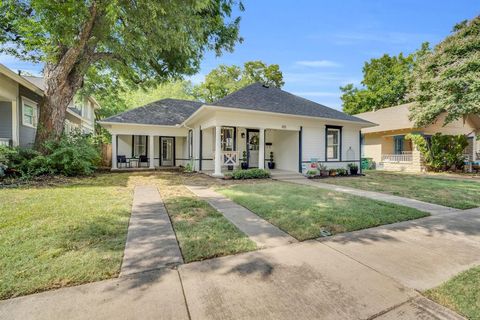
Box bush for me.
[406,133,469,171]
[231,168,270,180]
[306,169,318,177]
[0,133,100,180]
[43,133,101,176]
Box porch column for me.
[149,134,155,169]
[259,128,265,169]
[214,126,222,176]
[111,134,117,170]
[11,99,18,146]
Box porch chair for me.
[117,155,129,168]
[139,155,149,168]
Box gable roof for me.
[355,103,415,133]
[22,75,45,91]
[0,63,44,95]
[209,82,371,124]
[101,98,203,126]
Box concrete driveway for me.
[2,209,479,319]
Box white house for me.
[99,83,374,176]
[0,63,100,148]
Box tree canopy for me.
[409,16,480,127]
[193,60,284,102]
[0,0,243,147]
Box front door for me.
[160,137,174,166]
[247,130,259,168]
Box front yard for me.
[0,171,255,299]
[0,174,133,300]
[323,171,480,209]
[425,266,480,319]
[218,181,428,241]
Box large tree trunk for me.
[34,65,79,151]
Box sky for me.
[1,0,478,111]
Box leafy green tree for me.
[0,0,243,149]
[409,16,480,127]
[340,48,426,114]
[193,60,284,102]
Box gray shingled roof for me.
[102,98,202,125]
[210,82,370,123]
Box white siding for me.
[273,130,298,171]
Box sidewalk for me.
[186,185,297,248]
[120,185,183,276]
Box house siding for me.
[18,85,42,147]
[0,101,12,140]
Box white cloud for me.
[187,73,205,85]
[295,60,341,68]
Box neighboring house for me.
[356,103,480,172]
[99,82,373,176]
[0,63,100,148]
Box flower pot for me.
[268,162,275,169]
[227,165,234,171]
[349,168,358,175]
[320,170,329,177]
[241,162,249,170]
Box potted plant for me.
[317,163,329,177]
[329,169,337,177]
[336,168,347,176]
[268,151,275,169]
[241,151,248,170]
[306,169,318,178]
[347,163,359,175]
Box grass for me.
[150,172,256,263]
[424,266,480,319]
[0,171,257,299]
[218,181,428,241]
[0,173,133,300]
[322,171,480,209]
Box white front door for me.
[247,130,259,168]
[160,137,174,166]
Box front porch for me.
[198,126,300,177]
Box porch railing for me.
[222,151,239,166]
[0,138,11,147]
[381,153,413,163]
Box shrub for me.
[406,133,469,171]
[336,168,348,176]
[306,169,318,177]
[231,168,270,180]
[347,163,358,170]
[43,133,101,176]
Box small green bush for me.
[231,168,270,180]
[306,169,318,177]
[336,168,348,176]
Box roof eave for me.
[0,63,44,96]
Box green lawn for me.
[0,173,133,300]
[150,172,256,263]
[323,171,480,209]
[218,181,428,241]
[425,266,480,319]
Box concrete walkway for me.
[3,208,477,319]
[271,171,459,215]
[186,185,297,248]
[120,186,183,276]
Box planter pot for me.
[329,172,337,177]
[227,165,234,171]
[349,168,358,175]
[268,162,275,169]
[241,162,249,170]
[320,170,329,177]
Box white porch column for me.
[11,99,18,146]
[214,126,222,176]
[111,134,117,170]
[259,128,265,169]
[149,135,155,169]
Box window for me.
[326,128,341,161]
[394,136,404,154]
[22,97,38,128]
[221,127,235,151]
[188,130,193,158]
[134,136,147,157]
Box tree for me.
[193,60,284,102]
[409,16,480,127]
[340,48,425,114]
[0,0,243,149]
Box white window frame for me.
[21,96,38,128]
[327,128,340,161]
[134,136,147,157]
